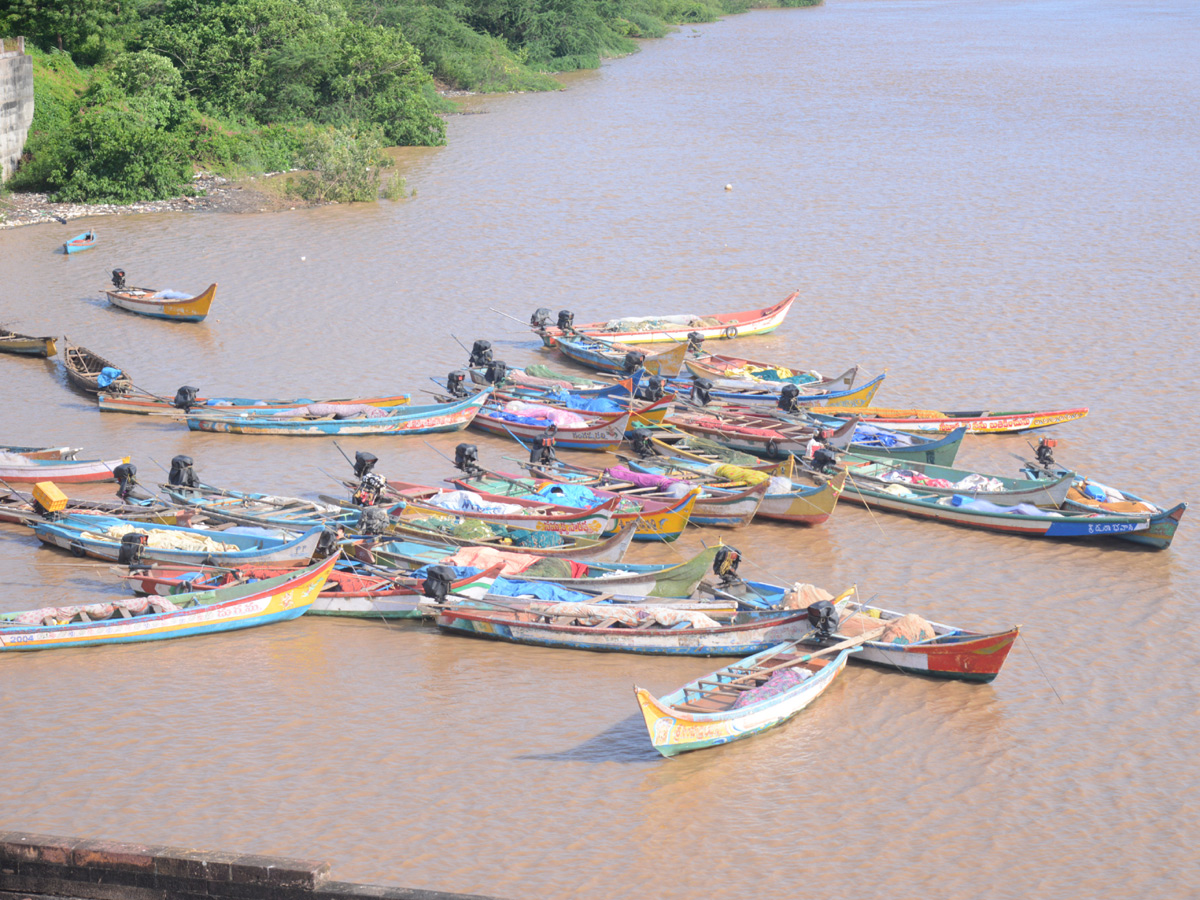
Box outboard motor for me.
[713,545,742,586]
[484,360,508,385]
[168,454,200,488]
[686,331,705,354]
[468,340,493,368]
[113,463,138,500]
[353,451,379,480]
[778,383,801,414]
[117,532,148,566]
[636,374,665,402]
[691,378,713,406]
[811,443,840,474]
[454,443,481,475]
[111,268,126,290]
[807,599,839,638]
[630,429,654,458]
[530,424,557,466]
[358,505,390,535]
[622,350,646,374]
[556,310,575,332]
[530,307,553,329]
[351,472,386,506]
[314,526,343,559]
[446,370,468,398]
[1036,437,1058,469]
[421,565,459,604]
[172,385,200,411]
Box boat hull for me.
[809,406,1089,434]
[187,394,486,436]
[0,456,129,483]
[99,393,411,416]
[103,283,217,322]
[0,333,57,357]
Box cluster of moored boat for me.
[0,291,1187,756]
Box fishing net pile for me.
[81,524,239,553]
[9,595,180,626]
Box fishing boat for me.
[32,515,327,565]
[161,485,362,531]
[679,372,886,409]
[0,451,129,484]
[806,405,1090,434]
[531,291,797,346]
[837,453,1076,507]
[350,520,639,564]
[62,230,96,254]
[61,338,133,394]
[98,389,411,416]
[467,401,631,451]
[0,486,176,526]
[0,329,57,358]
[634,640,857,757]
[665,408,858,459]
[0,445,78,460]
[102,269,217,322]
[448,375,676,431]
[552,333,688,377]
[0,556,336,651]
[684,354,858,390]
[186,393,487,436]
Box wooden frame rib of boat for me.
[186,393,487,436]
[468,404,632,451]
[0,556,336,651]
[0,329,57,357]
[0,453,130,484]
[102,283,217,322]
[839,453,1075,507]
[634,644,854,756]
[536,292,797,346]
[552,334,688,377]
[99,390,412,416]
[63,230,96,254]
[838,475,1186,549]
[806,405,1090,434]
[61,338,133,395]
[32,515,327,565]
[352,521,639,564]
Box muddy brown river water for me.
[1,1,1196,897]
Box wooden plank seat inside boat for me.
[672,654,834,712]
[3,594,200,627]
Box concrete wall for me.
[0,38,35,183]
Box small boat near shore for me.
[61,338,133,394]
[0,329,57,358]
[102,270,216,322]
[63,230,96,254]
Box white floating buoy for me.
[301,256,306,261]
[725,184,733,191]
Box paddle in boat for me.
[0,556,337,651]
[102,269,216,322]
[0,329,57,358]
[62,230,96,254]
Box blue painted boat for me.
[32,514,326,564]
[186,393,487,436]
[553,333,688,376]
[63,230,96,254]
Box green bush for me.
[287,127,393,203]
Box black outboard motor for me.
[622,350,646,374]
[636,374,665,402]
[468,340,493,368]
[117,532,148,566]
[691,378,713,406]
[454,443,480,475]
[777,383,801,414]
[1036,437,1058,469]
[530,308,553,328]
[168,454,200,488]
[556,310,575,332]
[358,506,390,535]
[111,268,126,290]
[353,451,378,479]
[530,424,557,466]
[713,545,742,586]
[630,429,654,458]
[352,472,386,506]
[314,526,342,559]
[807,599,839,638]
[686,331,705,354]
[446,370,468,398]
[172,385,200,411]
[485,360,508,385]
[811,443,840,474]
[113,463,138,500]
[421,565,459,604]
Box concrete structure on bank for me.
[0,37,34,182]
[0,832,503,900]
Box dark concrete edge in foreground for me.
[0,833,503,900]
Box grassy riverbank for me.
[1,0,818,210]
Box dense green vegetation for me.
[2,0,817,203]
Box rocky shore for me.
[0,173,310,229]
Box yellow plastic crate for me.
[32,481,68,513]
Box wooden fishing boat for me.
[455,380,675,431]
[103,282,217,322]
[32,515,327,565]
[0,329,57,357]
[0,452,130,484]
[349,520,639,564]
[0,556,336,651]
[0,445,78,460]
[0,487,177,526]
[468,402,631,451]
[186,393,487,436]
[61,337,133,394]
[837,453,1076,507]
[445,471,701,542]
[553,333,688,377]
[634,641,856,757]
[684,355,858,390]
[162,486,362,531]
[806,405,1090,434]
[99,390,411,416]
[525,459,768,528]
[533,291,797,346]
[665,408,858,460]
[681,373,885,410]
[63,230,96,254]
